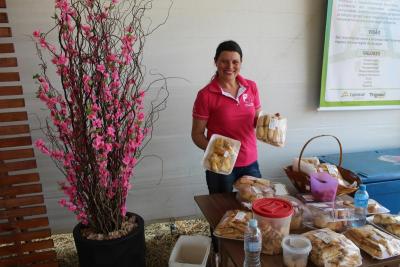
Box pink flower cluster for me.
[33,0,150,231]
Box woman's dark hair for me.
[214,40,243,62]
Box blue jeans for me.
[205,161,262,194]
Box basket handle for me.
[297,134,343,173]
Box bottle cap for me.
[249,219,258,228]
[360,184,366,191]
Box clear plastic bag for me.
[256,112,287,147]
[292,157,320,175]
[213,209,252,240]
[344,225,400,259]
[370,214,400,238]
[303,228,362,267]
[202,134,241,175]
[233,176,275,209]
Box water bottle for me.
[243,219,262,267]
[353,184,369,227]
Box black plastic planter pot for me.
[73,212,146,267]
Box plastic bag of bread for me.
[256,112,287,147]
[213,210,252,240]
[233,176,275,208]
[372,214,400,238]
[317,163,357,189]
[202,134,241,175]
[303,228,362,267]
[292,157,320,175]
[373,213,400,225]
[385,223,400,238]
[344,225,400,259]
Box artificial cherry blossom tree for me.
[33,0,170,236]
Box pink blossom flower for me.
[137,112,144,121]
[88,112,97,120]
[106,54,117,62]
[111,70,119,81]
[122,155,132,166]
[67,204,77,212]
[92,104,100,113]
[58,199,67,207]
[81,24,91,33]
[96,64,106,73]
[77,211,88,225]
[106,126,115,138]
[92,118,102,128]
[93,134,104,150]
[39,38,47,48]
[57,55,69,66]
[51,150,64,160]
[35,139,50,155]
[104,143,112,153]
[55,0,70,12]
[33,30,40,38]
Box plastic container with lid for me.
[252,198,293,255]
[281,235,312,267]
[202,134,241,175]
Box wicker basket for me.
[284,135,361,196]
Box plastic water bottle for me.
[353,184,369,227]
[243,219,262,267]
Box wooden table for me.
[194,192,400,267]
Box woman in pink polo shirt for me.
[192,40,262,194]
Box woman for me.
[192,40,262,194]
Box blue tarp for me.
[319,148,400,184]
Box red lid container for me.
[252,198,294,218]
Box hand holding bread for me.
[203,134,240,175]
[256,112,287,147]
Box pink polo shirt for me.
[192,75,261,167]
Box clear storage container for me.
[304,202,357,232]
[281,235,312,267]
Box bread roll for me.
[373,214,400,225]
[256,126,264,139]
